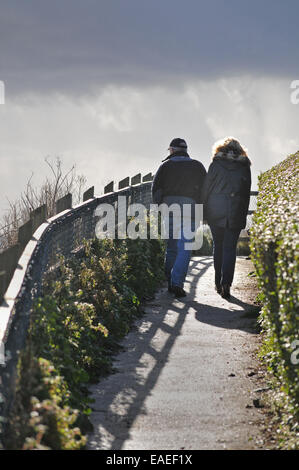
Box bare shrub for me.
[0,157,87,252]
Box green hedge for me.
[250,152,299,447]
[4,237,165,449]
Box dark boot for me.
[221,284,231,299]
[173,286,186,298]
[215,283,222,294]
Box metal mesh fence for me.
[0,183,152,438]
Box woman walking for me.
[203,137,251,299]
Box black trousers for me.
[210,225,241,287]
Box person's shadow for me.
[193,299,260,334]
[185,257,260,334]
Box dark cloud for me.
[1,0,299,95]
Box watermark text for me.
[0,341,5,365]
[291,340,299,365]
[94,196,204,250]
[290,80,299,104]
[0,80,5,104]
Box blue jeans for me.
[210,225,241,287]
[163,196,197,289]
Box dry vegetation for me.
[0,157,87,252]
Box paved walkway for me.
[87,256,267,450]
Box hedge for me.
[250,152,299,447]
[4,236,165,449]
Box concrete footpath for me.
[87,256,268,450]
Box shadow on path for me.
[88,258,213,449]
[87,256,259,449]
[194,301,259,335]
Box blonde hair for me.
[212,136,248,159]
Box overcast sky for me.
[1,0,299,218]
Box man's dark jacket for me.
[152,151,207,204]
[202,153,251,229]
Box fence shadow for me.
[87,257,212,450]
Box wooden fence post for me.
[0,270,6,302]
[18,219,33,248]
[0,244,21,297]
[104,181,114,194]
[118,177,130,190]
[83,186,94,201]
[30,204,47,233]
[131,173,141,186]
[56,193,72,214]
[142,173,153,182]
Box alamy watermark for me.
[290,80,299,104]
[0,341,5,365]
[0,80,5,104]
[94,196,204,250]
[290,340,299,365]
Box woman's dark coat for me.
[203,153,251,230]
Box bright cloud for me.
[1,75,298,218]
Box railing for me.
[239,190,258,240]
[0,173,153,441]
[0,174,256,442]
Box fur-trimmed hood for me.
[213,151,251,166]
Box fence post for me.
[83,186,94,201]
[0,244,21,297]
[118,177,130,190]
[142,173,153,182]
[0,270,6,302]
[131,173,141,186]
[30,204,47,233]
[18,219,33,248]
[56,193,72,214]
[104,181,114,194]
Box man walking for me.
[152,138,207,298]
